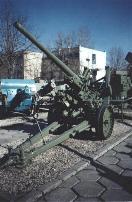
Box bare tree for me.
[55,27,93,49]
[55,32,66,50]
[76,27,92,48]
[42,27,93,81]
[0,0,33,78]
[64,32,75,48]
[108,47,127,69]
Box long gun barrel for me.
[14,22,82,88]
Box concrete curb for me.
[93,129,132,160]
[1,130,132,202]
[39,130,132,199]
[42,161,90,195]
[15,161,89,202]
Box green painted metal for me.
[110,71,131,99]
[110,52,132,104]
[0,121,89,167]
[0,23,115,168]
[20,122,59,151]
[24,120,89,163]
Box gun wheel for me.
[96,105,114,140]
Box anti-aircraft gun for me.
[0,22,114,168]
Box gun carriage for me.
[0,22,114,168]
[110,52,132,110]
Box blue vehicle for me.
[0,79,37,118]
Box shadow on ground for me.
[0,118,47,135]
[60,140,132,195]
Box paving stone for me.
[0,191,11,201]
[0,198,7,202]
[121,169,132,177]
[125,143,132,151]
[113,144,132,153]
[73,161,89,172]
[101,189,132,201]
[17,190,42,202]
[106,164,124,174]
[118,141,128,146]
[97,164,124,175]
[76,170,101,181]
[104,150,116,157]
[99,177,122,189]
[124,136,132,144]
[75,196,101,202]
[85,164,97,171]
[118,159,132,169]
[115,152,132,161]
[45,187,77,202]
[97,156,119,165]
[36,197,46,202]
[58,168,76,181]
[39,179,62,195]
[59,176,79,188]
[73,181,105,197]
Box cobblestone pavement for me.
[0,131,132,202]
[35,134,132,202]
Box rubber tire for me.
[96,105,114,140]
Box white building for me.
[0,48,106,81]
[0,51,43,79]
[79,46,106,79]
[22,51,43,79]
[42,46,106,81]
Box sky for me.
[1,0,132,54]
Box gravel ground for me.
[0,110,131,196]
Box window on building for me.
[92,54,96,64]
